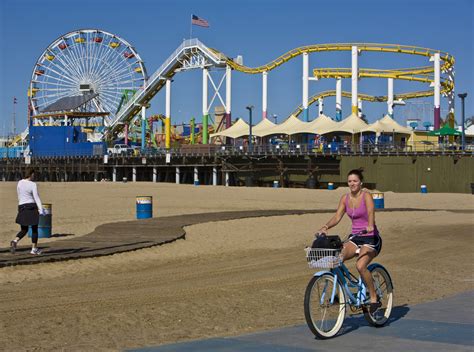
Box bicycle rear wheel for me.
[304,273,346,339]
[364,265,393,326]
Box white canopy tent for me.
[209,118,250,139]
[306,114,339,134]
[320,113,368,134]
[259,115,309,137]
[252,118,277,137]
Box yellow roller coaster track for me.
[313,67,453,92]
[291,89,436,117]
[215,43,454,73]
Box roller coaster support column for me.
[202,68,209,144]
[225,65,232,128]
[388,78,394,118]
[262,71,268,119]
[302,52,309,121]
[141,106,146,151]
[336,78,342,121]
[351,46,359,115]
[447,65,455,119]
[124,124,129,145]
[318,97,324,116]
[431,53,441,129]
[165,79,172,149]
[190,117,195,144]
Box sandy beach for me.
[0,182,473,351]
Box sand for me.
[0,182,473,351]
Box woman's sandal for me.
[369,301,382,314]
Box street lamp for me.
[271,114,278,124]
[246,105,254,152]
[458,93,467,150]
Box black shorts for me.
[15,203,39,226]
[348,233,382,255]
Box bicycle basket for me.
[305,248,342,269]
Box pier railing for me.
[135,142,474,158]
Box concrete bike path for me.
[131,290,474,352]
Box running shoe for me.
[30,248,42,255]
[10,240,17,254]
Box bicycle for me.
[303,232,394,339]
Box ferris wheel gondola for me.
[28,29,147,126]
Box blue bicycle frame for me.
[314,264,369,307]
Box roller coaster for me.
[25,32,456,151]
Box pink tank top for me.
[345,194,378,236]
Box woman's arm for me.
[32,183,44,214]
[318,195,346,234]
[364,191,375,233]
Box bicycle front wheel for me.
[304,273,346,339]
[364,265,393,326]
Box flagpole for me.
[190,14,192,39]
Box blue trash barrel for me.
[136,196,153,219]
[273,180,279,188]
[328,182,334,190]
[421,185,427,194]
[372,193,385,209]
[194,180,200,186]
[28,203,52,238]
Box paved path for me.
[131,291,474,352]
[1,208,470,268]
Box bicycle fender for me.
[368,263,394,288]
[313,270,332,277]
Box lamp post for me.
[246,105,254,152]
[458,93,467,150]
[271,114,278,124]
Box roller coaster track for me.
[219,43,454,73]
[313,67,454,92]
[107,40,454,138]
[290,89,436,117]
[105,39,226,138]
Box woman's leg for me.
[356,246,377,302]
[341,241,358,262]
[30,225,39,249]
[10,225,29,253]
[15,225,29,242]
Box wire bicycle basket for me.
[305,248,342,269]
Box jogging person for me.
[10,168,44,255]
[317,169,382,313]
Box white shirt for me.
[17,179,43,212]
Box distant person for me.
[317,169,382,313]
[10,168,44,255]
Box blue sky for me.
[0,0,472,135]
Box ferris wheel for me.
[29,29,147,126]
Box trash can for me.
[328,182,334,190]
[372,193,385,209]
[28,203,52,238]
[136,196,153,219]
[420,185,427,194]
[273,180,279,188]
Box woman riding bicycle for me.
[317,169,382,313]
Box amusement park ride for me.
[14,29,457,156]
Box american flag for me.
[192,14,209,28]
